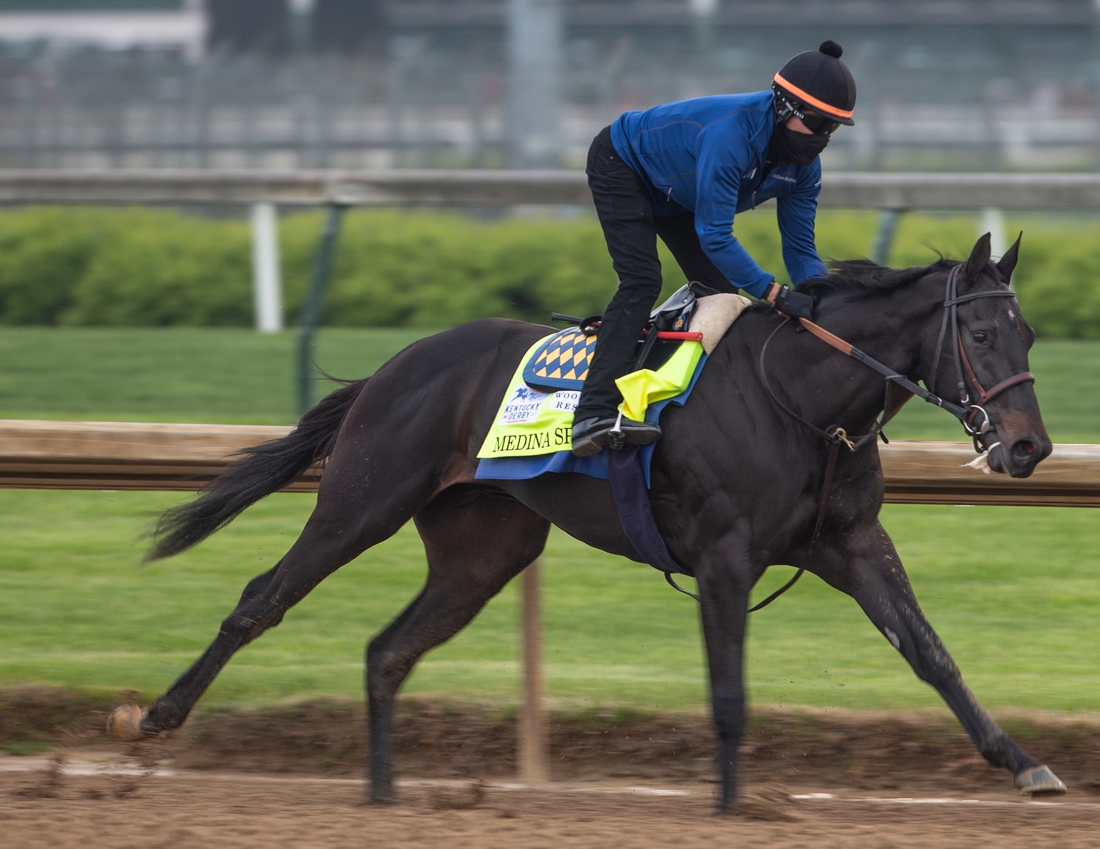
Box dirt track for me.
[4,766,1100,849]
[3,689,1100,847]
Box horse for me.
[107,232,1064,812]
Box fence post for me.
[979,207,1007,261]
[297,204,346,415]
[871,208,903,266]
[518,559,549,784]
[251,202,283,333]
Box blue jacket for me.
[610,90,828,298]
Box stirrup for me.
[608,410,626,451]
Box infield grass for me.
[2,490,1098,715]
[0,327,431,425]
[2,327,1099,442]
[1,328,1099,716]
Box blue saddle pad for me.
[522,327,597,393]
[521,325,687,394]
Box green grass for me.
[2,328,1099,442]
[0,327,433,425]
[1,327,1099,716]
[1,489,1098,714]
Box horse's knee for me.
[366,639,407,700]
[221,602,285,645]
[215,568,283,644]
[908,645,963,693]
[237,565,279,605]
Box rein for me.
[750,263,1035,612]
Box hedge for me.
[0,206,1098,338]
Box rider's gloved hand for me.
[766,281,814,321]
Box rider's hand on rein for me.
[765,280,815,321]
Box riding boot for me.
[571,290,662,457]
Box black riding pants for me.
[574,126,731,421]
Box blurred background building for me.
[0,0,1096,171]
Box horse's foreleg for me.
[367,487,550,803]
[696,553,751,814]
[818,519,1066,795]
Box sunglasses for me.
[792,107,841,136]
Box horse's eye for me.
[972,330,988,344]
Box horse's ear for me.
[996,232,1023,282]
[964,232,992,281]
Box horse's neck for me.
[758,300,927,437]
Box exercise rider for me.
[571,41,857,457]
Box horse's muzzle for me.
[986,432,1052,478]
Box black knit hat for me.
[773,40,857,126]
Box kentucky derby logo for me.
[499,385,549,425]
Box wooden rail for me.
[0,420,318,492]
[1,420,1098,507]
[878,441,1100,508]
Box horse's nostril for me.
[1015,439,1036,457]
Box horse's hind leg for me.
[367,485,550,803]
[109,455,440,741]
[816,518,1066,795]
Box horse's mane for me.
[799,257,957,304]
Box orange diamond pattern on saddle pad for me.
[522,328,599,392]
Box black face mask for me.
[769,123,830,167]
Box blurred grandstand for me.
[0,0,1096,170]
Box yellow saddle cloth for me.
[477,336,704,460]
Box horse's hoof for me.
[106,704,149,742]
[1015,765,1067,796]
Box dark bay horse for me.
[108,233,1065,810]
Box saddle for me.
[523,283,709,393]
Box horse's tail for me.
[146,378,368,562]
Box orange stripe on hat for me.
[773,73,854,120]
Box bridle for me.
[930,264,1036,443]
[763,263,1034,452]
[746,262,1035,612]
